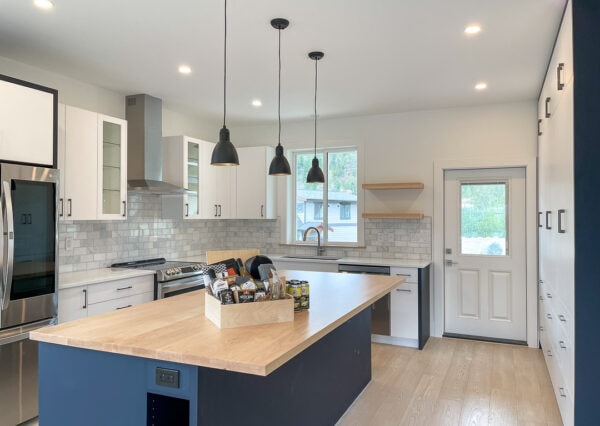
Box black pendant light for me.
[268,18,291,176]
[306,51,325,183]
[211,0,239,166]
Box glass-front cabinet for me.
[97,115,127,219]
[186,141,200,217]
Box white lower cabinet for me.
[390,282,418,340]
[58,275,153,323]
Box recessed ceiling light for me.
[178,65,192,74]
[475,82,488,90]
[34,0,54,10]
[465,25,481,35]
[252,99,262,107]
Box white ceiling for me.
[0,0,566,125]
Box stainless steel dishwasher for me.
[337,264,391,336]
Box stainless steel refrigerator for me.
[0,163,58,426]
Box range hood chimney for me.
[125,94,186,194]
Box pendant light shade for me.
[268,18,291,176]
[211,0,239,166]
[306,51,325,184]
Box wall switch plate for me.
[155,367,180,388]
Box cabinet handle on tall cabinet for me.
[185,203,189,217]
[558,209,566,233]
[545,97,551,118]
[218,205,222,217]
[538,119,542,136]
[260,204,264,218]
[557,63,565,90]
[67,198,72,217]
[545,211,552,230]
[122,201,127,217]
[82,289,87,309]
[538,211,543,228]
[214,204,218,217]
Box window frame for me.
[287,146,364,247]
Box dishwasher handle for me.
[337,264,391,275]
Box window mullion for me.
[323,150,328,244]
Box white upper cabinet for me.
[0,77,56,166]
[58,104,127,221]
[236,146,276,219]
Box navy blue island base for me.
[38,307,372,426]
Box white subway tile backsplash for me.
[59,193,431,271]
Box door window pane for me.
[460,182,507,255]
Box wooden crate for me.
[205,294,294,328]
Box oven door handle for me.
[1,180,15,311]
[159,277,205,298]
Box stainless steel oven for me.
[1,162,59,425]
[111,258,206,300]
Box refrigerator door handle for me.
[1,180,14,311]
[0,317,56,345]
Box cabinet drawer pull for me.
[395,273,412,277]
[546,292,552,299]
[559,340,567,349]
[116,304,132,310]
[82,289,87,309]
[558,209,566,233]
[558,314,566,322]
[67,198,72,217]
[538,211,542,227]
[539,279,544,284]
[539,295,543,301]
[545,211,552,230]
[545,97,551,118]
[547,349,553,357]
[546,313,552,320]
[537,119,542,136]
[395,288,412,293]
[116,286,133,291]
[557,63,565,90]
[122,200,127,217]
[59,198,64,217]
[559,387,567,398]
[539,326,544,331]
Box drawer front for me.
[390,282,418,339]
[87,292,153,317]
[389,267,418,283]
[87,275,154,304]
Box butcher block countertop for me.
[31,270,403,376]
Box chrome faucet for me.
[303,226,325,256]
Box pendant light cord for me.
[313,57,318,158]
[278,27,282,147]
[223,0,227,128]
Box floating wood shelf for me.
[362,182,424,190]
[362,213,424,219]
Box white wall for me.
[0,55,218,139]
[236,101,538,217]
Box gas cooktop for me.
[111,258,206,282]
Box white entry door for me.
[444,168,527,342]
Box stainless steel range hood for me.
[125,94,187,194]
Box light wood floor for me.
[337,337,562,426]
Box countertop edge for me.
[58,268,155,289]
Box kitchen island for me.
[30,270,402,426]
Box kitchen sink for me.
[280,255,342,261]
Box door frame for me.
[433,157,538,348]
